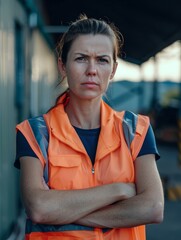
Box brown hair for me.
[56,14,124,64]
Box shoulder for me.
[121,110,150,137]
[17,115,45,128]
[16,115,48,168]
[114,110,151,159]
[16,115,48,141]
[114,110,150,127]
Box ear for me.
[58,58,66,77]
[110,62,118,79]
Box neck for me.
[65,95,102,129]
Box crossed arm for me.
[20,154,164,228]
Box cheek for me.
[101,70,112,90]
[102,68,112,82]
[100,77,110,92]
[67,64,82,78]
[66,67,77,84]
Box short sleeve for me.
[14,130,38,169]
[137,125,160,160]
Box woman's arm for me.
[20,156,136,225]
[76,154,164,228]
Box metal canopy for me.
[36,0,181,65]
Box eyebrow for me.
[74,53,111,58]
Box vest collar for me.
[47,94,121,157]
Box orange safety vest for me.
[16,94,150,240]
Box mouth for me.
[81,82,99,89]
[81,81,98,85]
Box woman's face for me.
[60,34,117,101]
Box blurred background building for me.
[0,0,181,239]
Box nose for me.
[86,61,97,76]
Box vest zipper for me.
[92,167,95,174]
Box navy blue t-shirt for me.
[15,125,160,168]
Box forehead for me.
[69,34,113,55]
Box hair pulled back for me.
[56,14,124,64]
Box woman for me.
[15,15,164,239]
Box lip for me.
[81,81,98,85]
[81,82,99,89]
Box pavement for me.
[146,142,181,240]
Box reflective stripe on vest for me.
[122,111,138,150]
[28,116,49,183]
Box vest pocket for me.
[48,155,82,190]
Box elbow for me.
[25,198,47,224]
[29,210,45,224]
[150,201,164,224]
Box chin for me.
[79,93,102,101]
